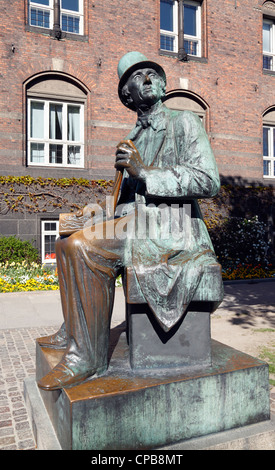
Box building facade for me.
[0,0,275,261]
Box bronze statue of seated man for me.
[37,51,221,391]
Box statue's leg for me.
[37,216,129,391]
[36,236,73,349]
[36,322,67,349]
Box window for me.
[28,0,83,35]
[184,2,201,56]
[263,125,275,177]
[61,0,83,34]
[41,220,59,263]
[263,108,275,177]
[263,18,275,71]
[160,0,202,57]
[29,0,53,29]
[28,98,84,167]
[25,73,87,168]
[160,0,178,52]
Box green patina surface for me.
[37,339,270,450]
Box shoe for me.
[37,359,96,391]
[37,323,67,350]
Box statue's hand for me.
[115,140,146,180]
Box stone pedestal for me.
[127,302,212,370]
[33,329,270,450]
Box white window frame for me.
[61,0,84,35]
[29,0,54,29]
[27,97,84,168]
[263,124,275,178]
[28,0,84,35]
[160,0,178,53]
[263,18,275,71]
[184,1,202,57]
[41,220,59,263]
[160,0,202,57]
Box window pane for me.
[160,0,174,32]
[30,8,50,28]
[61,14,80,33]
[50,144,63,164]
[68,145,81,165]
[273,128,275,157]
[263,23,271,52]
[160,34,175,51]
[263,160,270,176]
[68,105,80,141]
[50,104,63,140]
[263,127,269,156]
[184,4,197,37]
[45,222,57,231]
[184,39,197,55]
[62,0,79,12]
[263,55,272,70]
[31,0,49,5]
[30,143,44,163]
[44,234,57,259]
[31,102,44,138]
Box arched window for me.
[162,89,209,128]
[25,73,88,168]
[263,106,275,178]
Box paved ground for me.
[0,281,274,450]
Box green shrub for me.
[0,235,40,264]
[209,216,271,269]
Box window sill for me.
[27,164,85,169]
[159,49,208,64]
[263,69,275,77]
[25,25,88,42]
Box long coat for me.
[116,102,221,331]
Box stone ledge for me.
[25,337,270,450]
[24,375,275,450]
[24,377,61,451]
[160,413,275,450]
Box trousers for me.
[55,214,133,373]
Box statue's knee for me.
[65,234,83,255]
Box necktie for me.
[138,115,151,128]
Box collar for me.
[136,101,167,131]
[126,102,168,141]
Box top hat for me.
[117,51,166,110]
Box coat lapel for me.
[147,107,167,167]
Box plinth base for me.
[29,327,270,450]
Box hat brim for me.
[118,60,166,111]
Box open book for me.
[59,211,93,237]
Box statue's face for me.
[126,67,165,109]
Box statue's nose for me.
[144,74,152,84]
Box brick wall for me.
[0,0,275,249]
[0,0,274,182]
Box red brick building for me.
[0,0,275,260]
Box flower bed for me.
[0,261,123,293]
[0,261,59,293]
[222,263,275,281]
